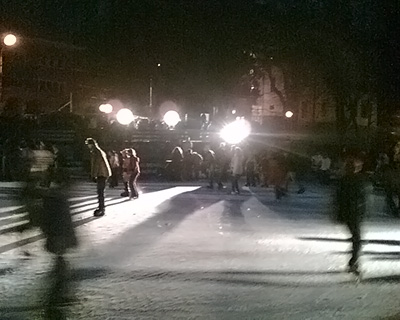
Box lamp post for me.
[0,33,17,102]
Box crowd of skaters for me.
[6,135,400,289]
[165,139,311,199]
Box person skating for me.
[120,148,140,199]
[85,138,111,217]
[336,154,366,273]
[108,150,120,188]
[229,147,244,194]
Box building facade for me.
[251,65,377,132]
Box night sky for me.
[1,1,399,114]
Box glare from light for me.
[220,118,251,144]
[163,110,181,127]
[232,109,236,115]
[99,103,113,114]
[285,111,294,118]
[157,63,161,67]
[3,34,17,46]
[116,108,135,125]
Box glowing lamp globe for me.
[3,34,17,46]
[99,103,113,114]
[220,118,251,144]
[116,108,134,125]
[163,110,181,127]
[285,111,294,118]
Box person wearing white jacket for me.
[230,147,244,194]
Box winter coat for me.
[41,187,78,255]
[122,156,140,174]
[109,153,120,169]
[336,172,366,224]
[267,157,288,187]
[90,147,111,178]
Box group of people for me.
[166,140,307,198]
[85,138,141,217]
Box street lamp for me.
[163,110,181,128]
[0,33,18,102]
[116,108,135,125]
[285,111,294,118]
[99,103,113,114]
[220,118,251,144]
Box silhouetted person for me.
[215,142,230,189]
[230,147,244,194]
[245,154,257,187]
[108,150,120,188]
[336,155,366,273]
[168,146,183,181]
[41,176,77,319]
[203,145,216,189]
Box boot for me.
[94,208,105,217]
[121,182,129,197]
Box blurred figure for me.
[167,146,184,181]
[183,149,203,181]
[284,152,305,194]
[230,147,244,194]
[215,142,230,190]
[311,151,323,173]
[191,150,203,180]
[268,152,288,200]
[335,154,366,273]
[181,136,193,153]
[182,149,192,181]
[319,153,332,185]
[31,141,55,188]
[245,154,257,187]
[41,175,78,318]
[85,138,111,217]
[203,145,216,189]
[121,148,140,199]
[108,150,120,188]
[372,152,390,189]
[260,151,270,187]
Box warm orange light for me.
[99,103,113,114]
[285,111,294,118]
[3,34,17,46]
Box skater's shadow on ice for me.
[299,236,400,246]
[119,268,353,288]
[360,274,400,284]
[332,250,400,261]
[0,267,13,276]
[221,199,247,229]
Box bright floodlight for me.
[116,108,134,125]
[3,34,17,46]
[220,118,251,144]
[99,103,113,114]
[163,110,181,127]
[285,111,294,118]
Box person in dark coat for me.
[41,176,78,312]
[215,142,230,190]
[169,146,184,181]
[203,145,216,189]
[336,154,366,273]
